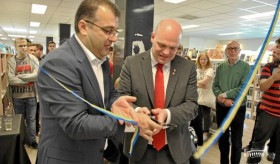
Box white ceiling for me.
[0,0,279,47]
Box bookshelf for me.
[0,53,11,115]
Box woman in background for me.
[196,53,215,141]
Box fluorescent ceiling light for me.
[240,11,274,19]
[30,22,40,27]
[29,36,35,38]
[182,25,200,29]
[0,34,2,36]
[29,30,37,34]
[8,34,26,38]
[32,4,47,14]
[218,32,243,36]
[164,0,187,4]
[1,38,7,40]
[3,28,27,33]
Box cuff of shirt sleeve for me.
[165,109,171,124]
[221,92,227,98]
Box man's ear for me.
[78,20,88,36]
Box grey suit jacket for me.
[37,35,124,164]
[118,50,198,164]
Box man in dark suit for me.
[37,1,161,164]
[118,19,198,164]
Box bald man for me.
[213,41,251,164]
[118,19,198,164]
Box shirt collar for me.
[227,58,240,66]
[150,51,171,68]
[75,34,106,64]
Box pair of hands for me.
[217,94,234,107]
[111,96,165,141]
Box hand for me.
[151,108,168,124]
[272,67,280,81]
[111,96,137,126]
[134,113,162,142]
[223,99,234,107]
[137,107,151,115]
[218,94,225,103]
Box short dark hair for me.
[74,0,120,33]
[36,44,43,51]
[276,38,280,44]
[48,41,56,46]
[27,42,36,47]
[178,44,183,50]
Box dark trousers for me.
[216,103,246,164]
[251,110,280,164]
[200,105,211,133]
[248,106,277,153]
[130,145,189,164]
[36,102,40,134]
[190,107,203,146]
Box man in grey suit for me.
[37,1,161,164]
[118,19,198,164]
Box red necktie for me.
[152,64,166,151]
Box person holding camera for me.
[247,38,280,164]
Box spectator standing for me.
[7,38,39,149]
[213,40,251,164]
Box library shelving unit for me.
[0,53,11,115]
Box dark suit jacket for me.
[117,50,198,164]
[37,35,124,164]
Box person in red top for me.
[247,38,280,164]
[109,46,114,77]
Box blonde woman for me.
[196,53,215,140]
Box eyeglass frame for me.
[227,47,240,51]
[84,20,119,38]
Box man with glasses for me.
[36,0,161,164]
[7,38,39,149]
[213,41,251,164]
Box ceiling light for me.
[182,25,200,29]
[29,36,35,38]
[240,11,274,19]
[30,22,40,27]
[164,0,187,4]
[1,38,7,40]
[8,34,26,38]
[0,34,2,36]
[3,28,27,33]
[218,32,243,36]
[32,4,47,14]
[29,30,37,34]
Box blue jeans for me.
[13,97,37,144]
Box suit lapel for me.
[69,36,104,108]
[165,56,181,107]
[141,51,155,107]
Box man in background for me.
[47,41,56,53]
[176,44,183,56]
[247,38,280,164]
[213,40,251,164]
[35,44,43,61]
[27,43,36,55]
[8,38,39,149]
[118,19,198,164]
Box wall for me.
[180,37,220,51]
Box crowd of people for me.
[5,0,280,164]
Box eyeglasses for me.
[227,47,240,51]
[17,45,27,48]
[84,20,119,38]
